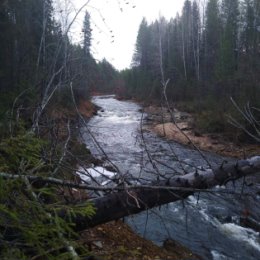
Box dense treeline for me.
[0,1,119,258]
[0,0,118,127]
[121,0,260,136]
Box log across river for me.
[80,95,260,260]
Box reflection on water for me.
[81,96,260,260]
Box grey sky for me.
[56,0,185,70]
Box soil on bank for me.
[49,99,98,121]
[80,220,200,260]
[143,105,260,158]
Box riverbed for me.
[81,95,260,260]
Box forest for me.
[0,0,260,259]
[0,0,118,127]
[122,0,260,140]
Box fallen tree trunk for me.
[60,156,260,231]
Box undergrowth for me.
[0,127,95,259]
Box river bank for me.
[80,220,199,260]
[143,104,260,158]
[60,98,198,260]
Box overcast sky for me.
[56,0,185,70]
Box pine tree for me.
[166,15,183,85]
[132,18,152,70]
[181,0,193,79]
[203,0,222,81]
[191,0,201,81]
[218,0,239,78]
[83,11,92,57]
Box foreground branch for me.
[1,157,259,230]
[62,156,260,230]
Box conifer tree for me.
[83,11,92,57]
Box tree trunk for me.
[60,156,260,231]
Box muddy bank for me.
[80,220,199,260]
[144,105,260,158]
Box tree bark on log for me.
[60,156,260,231]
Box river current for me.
[81,95,260,260]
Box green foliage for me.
[50,85,76,111]
[0,133,96,259]
[0,177,95,259]
[194,111,227,133]
[0,132,45,172]
[95,59,119,94]
[0,2,101,258]
[83,11,92,56]
[122,0,260,142]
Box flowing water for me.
[81,95,260,260]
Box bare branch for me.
[1,156,259,229]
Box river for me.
[80,95,260,260]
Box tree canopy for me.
[122,0,260,114]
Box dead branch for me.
[71,156,260,229]
[1,156,259,229]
